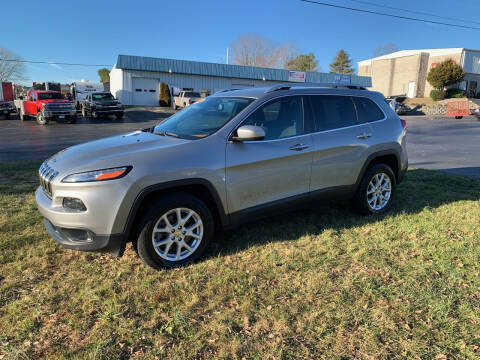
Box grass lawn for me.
[0,161,479,359]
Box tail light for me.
[400,118,407,130]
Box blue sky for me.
[2,0,480,84]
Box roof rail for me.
[265,82,367,93]
[215,88,241,94]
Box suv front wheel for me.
[136,193,214,269]
[353,164,396,215]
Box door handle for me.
[289,143,310,151]
[356,132,372,140]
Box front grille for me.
[0,102,11,109]
[45,103,73,111]
[39,161,59,198]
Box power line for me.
[300,0,480,30]
[0,58,112,67]
[347,0,480,26]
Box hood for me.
[46,130,189,174]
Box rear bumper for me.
[44,218,126,257]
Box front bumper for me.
[35,182,132,257]
[0,108,15,115]
[43,110,77,120]
[94,108,124,115]
[43,218,126,257]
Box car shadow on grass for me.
[207,168,480,259]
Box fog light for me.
[63,197,86,211]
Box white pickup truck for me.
[174,91,202,109]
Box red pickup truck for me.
[19,90,77,125]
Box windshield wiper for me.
[153,130,180,138]
[165,131,179,138]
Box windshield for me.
[92,93,114,101]
[184,92,201,98]
[38,92,64,100]
[154,97,254,139]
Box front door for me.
[225,95,313,214]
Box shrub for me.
[159,83,171,107]
[446,89,466,98]
[427,59,465,90]
[430,89,446,101]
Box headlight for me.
[62,166,132,183]
[9,102,15,109]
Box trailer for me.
[70,81,105,109]
[0,82,16,119]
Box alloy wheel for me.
[151,207,203,261]
[366,173,392,211]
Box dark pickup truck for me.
[81,92,124,119]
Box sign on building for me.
[334,74,351,84]
[288,71,306,83]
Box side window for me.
[309,95,357,131]
[352,97,385,123]
[242,96,304,140]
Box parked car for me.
[0,82,16,119]
[81,92,124,119]
[174,91,202,109]
[19,90,76,125]
[36,83,408,269]
[387,96,411,115]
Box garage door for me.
[132,78,159,106]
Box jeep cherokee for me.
[36,83,408,269]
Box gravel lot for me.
[0,109,479,179]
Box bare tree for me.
[231,34,298,68]
[0,47,27,82]
[374,43,399,57]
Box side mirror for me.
[232,125,265,142]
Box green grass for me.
[0,161,479,359]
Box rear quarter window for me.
[309,95,357,132]
[352,97,385,123]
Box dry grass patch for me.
[0,161,479,359]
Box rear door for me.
[307,94,373,192]
[225,95,314,214]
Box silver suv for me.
[36,83,408,269]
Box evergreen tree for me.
[159,82,171,107]
[97,68,110,83]
[285,53,319,72]
[427,59,465,90]
[329,50,354,74]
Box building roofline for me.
[114,54,372,87]
[358,48,466,66]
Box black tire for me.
[36,112,48,125]
[352,163,396,215]
[115,113,124,119]
[4,113,10,120]
[68,116,76,124]
[136,193,214,270]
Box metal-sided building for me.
[110,54,372,106]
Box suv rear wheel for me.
[353,164,396,215]
[136,193,214,269]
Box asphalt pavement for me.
[0,110,479,179]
